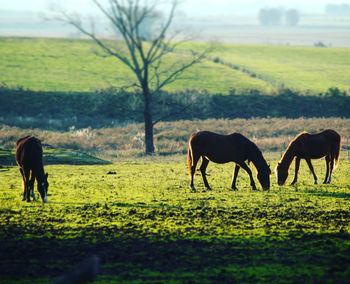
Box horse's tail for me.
[187,141,193,177]
[333,133,341,169]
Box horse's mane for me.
[16,135,32,146]
[279,131,308,164]
[246,139,268,170]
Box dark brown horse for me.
[275,129,341,186]
[187,131,271,192]
[16,136,49,203]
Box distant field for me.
[0,37,349,94]
[208,44,350,92]
[0,158,349,283]
[0,37,273,94]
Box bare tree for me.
[54,0,211,155]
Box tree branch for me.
[153,46,213,93]
[56,10,136,73]
[146,0,178,62]
[152,102,192,126]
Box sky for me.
[1,0,350,16]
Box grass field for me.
[0,156,349,283]
[1,37,349,94]
[0,37,273,94]
[208,44,350,92]
[1,35,350,283]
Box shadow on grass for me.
[0,227,349,283]
[305,189,350,199]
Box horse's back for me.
[189,131,238,147]
[307,129,340,144]
[322,129,341,142]
[189,131,253,163]
[295,129,340,142]
[294,129,341,159]
[16,136,43,167]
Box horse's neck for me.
[249,149,266,171]
[34,164,45,182]
[280,144,296,169]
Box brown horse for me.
[187,131,271,192]
[275,129,341,186]
[16,136,49,203]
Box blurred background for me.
[1,0,350,46]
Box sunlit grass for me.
[0,37,274,94]
[1,37,349,94]
[208,44,350,92]
[0,157,349,283]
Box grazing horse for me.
[16,136,49,203]
[187,131,271,192]
[275,129,341,186]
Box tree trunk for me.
[144,106,154,155]
[142,83,155,155]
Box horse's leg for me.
[29,173,35,200]
[305,159,318,184]
[238,162,257,190]
[291,157,301,185]
[231,164,240,190]
[19,168,26,201]
[190,152,200,192]
[328,155,335,184]
[23,168,31,202]
[323,155,330,184]
[199,157,211,190]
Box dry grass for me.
[1,118,349,160]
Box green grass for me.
[1,37,349,94]
[0,37,273,94]
[0,156,349,283]
[209,44,350,92]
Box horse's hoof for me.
[231,187,238,191]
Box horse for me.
[275,129,341,186]
[16,136,49,203]
[187,131,271,192]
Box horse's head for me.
[38,173,49,203]
[275,163,288,186]
[257,164,271,190]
